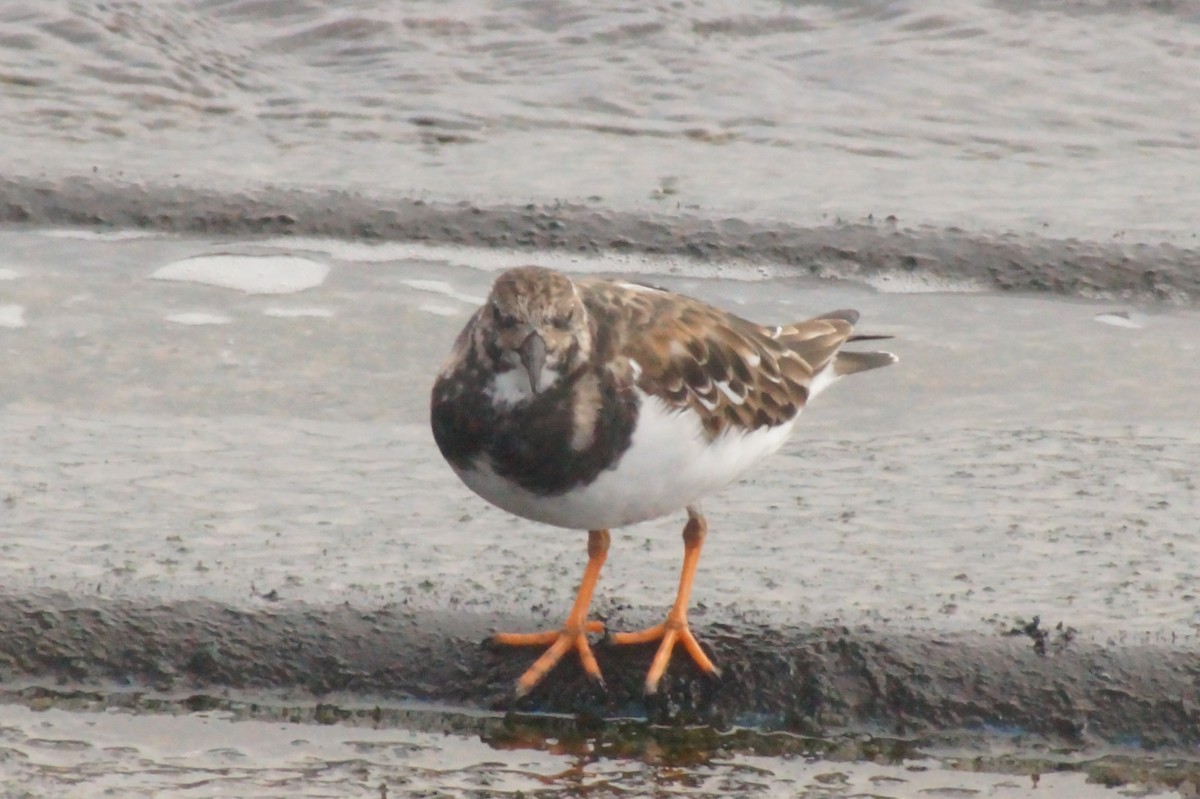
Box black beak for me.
[518,331,546,393]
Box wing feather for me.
[576,279,895,439]
[578,280,844,439]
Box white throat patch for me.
[486,365,562,405]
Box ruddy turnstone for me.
[430,266,896,696]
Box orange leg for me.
[494,529,610,697]
[609,507,719,694]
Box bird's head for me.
[476,266,592,402]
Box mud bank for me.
[2,591,1196,750]
[1,175,1197,305]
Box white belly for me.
[455,392,797,530]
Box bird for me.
[430,265,896,696]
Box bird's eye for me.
[551,314,572,331]
[491,305,518,329]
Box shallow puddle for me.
[0,691,1194,798]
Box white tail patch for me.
[617,281,666,293]
[807,362,841,402]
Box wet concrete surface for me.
[2,175,1198,305]
[1,589,1198,750]
[1,228,1199,785]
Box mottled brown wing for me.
[578,280,855,439]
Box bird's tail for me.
[813,310,899,376]
[835,348,898,376]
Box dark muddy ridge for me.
[1,175,1197,306]
[3,591,1196,750]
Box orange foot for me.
[608,507,720,694]
[493,529,610,697]
[494,619,606,697]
